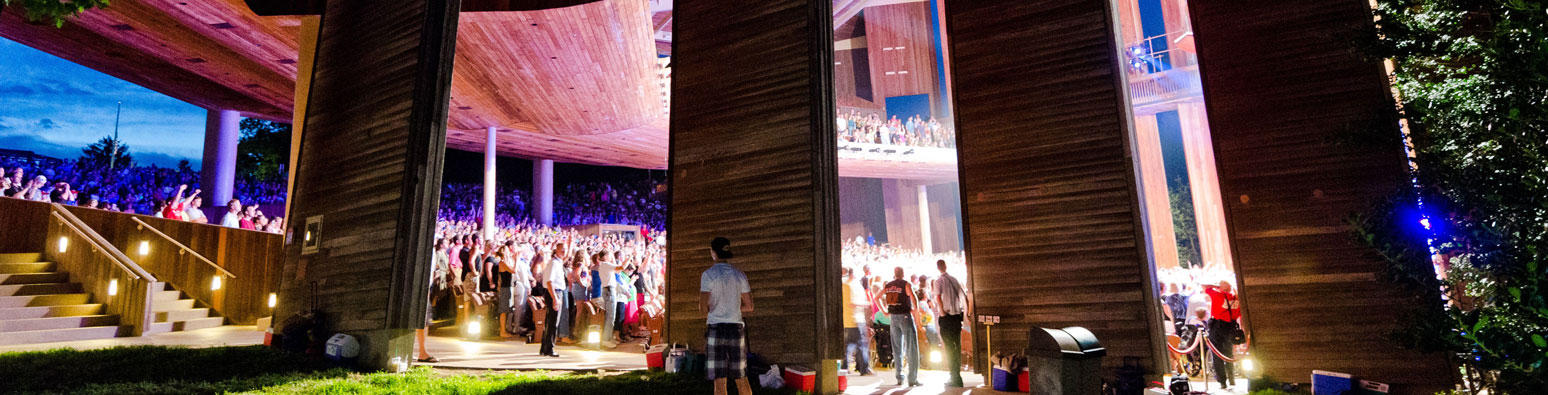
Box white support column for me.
[533,159,554,226]
[482,126,497,238]
[200,109,240,207]
[917,184,933,255]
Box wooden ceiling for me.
[0,0,957,180]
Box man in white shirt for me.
[220,199,242,227]
[596,249,622,348]
[700,237,752,395]
[932,259,968,387]
[186,196,209,224]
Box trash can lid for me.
[1061,326,1105,357]
[1027,327,1084,358]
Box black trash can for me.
[1025,326,1106,395]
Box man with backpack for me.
[883,267,922,387]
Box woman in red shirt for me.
[162,185,197,221]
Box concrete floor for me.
[0,324,1244,395]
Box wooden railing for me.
[45,203,160,335]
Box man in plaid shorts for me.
[700,237,753,395]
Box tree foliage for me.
[236,118,291,182]
[78,135,132,171]
[1170,180,1201,268]
[1356,0,1548,392]
[1,0,112,28]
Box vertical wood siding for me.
[947,0,1168,375]
[667,0,841,367]
[277,0,458,334]
[1189,1,1454,392]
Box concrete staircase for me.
[0,252,130,345]
[0,252,227,345]
[148,282,225,333]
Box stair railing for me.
[131,217,235,279]
[46,203,159,335]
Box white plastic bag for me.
[759,364,785,389]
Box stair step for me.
[0,293,90,308]
[173,316,224,331]
[153,290,182,302]
[0,304,104,320]
[153,298,196,312]
[0,282,81,297]
[0,314,119,332]
[0,253,43,264]
[0,262,55,274]
[0,325,132,346]
[156,308,210,323]
[0,272,70,285]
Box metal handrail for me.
[50,206,156,282]
[131,217,235,278]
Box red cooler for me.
[1018,367,1031,392]
[783,366,816,393]
[837,370,848,391]
[645,344,667,370]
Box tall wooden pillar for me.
[1190,1,1453,392]
[666,0,841,390]
[948,0,1168,376]
[276,0,458,370]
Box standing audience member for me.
[540,243,568,357]
[700,237,752,395]
[842,268,873,376]
[933,259,968,388]
[883,266,922,387]
[221,199,243,227]
[1203,281,1241,389]
[186,196,209,224]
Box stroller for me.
[872,323,894,369]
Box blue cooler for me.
[991,365,1015,391]
[1312,370,1354,395]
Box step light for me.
[268,293,278,308]
[138,241,150,256]
[57,236,68,253]
[211,275,222,291]
[108,279,118,296]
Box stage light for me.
[138,241,150,256]
[57,237,68,253]
[211,275,222,291]
[930,350,943,363]
[268,293,278,308]
[107,279,118,296]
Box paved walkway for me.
[0,324,1244,395]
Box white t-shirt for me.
[186,207,207,222]
[700,262,750,325]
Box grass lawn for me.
[0,346,791,395]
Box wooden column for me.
[667,0,841,386]
[1190,1,1453,392]
[1135,114,1180,269]
[276,0,458,371]
[948,0,1168,376]
[1176,101,1231,269]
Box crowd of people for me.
[437,180,666,230]
[837,109,957,148]
[0,162,286,233]
[419,219,668,361]
[1157,263,1244,389]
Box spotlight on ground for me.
[930,350,943,364]
[587,330,601,345]
[1243,358,1256,372]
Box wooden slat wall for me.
[865,3,940,102]
[276,0,456,355]
[0,198,49,253]
[63,207,284,325]
[1189,1,1454,392]
[835,48,880,109]
[667,0,841,369]
[948,0,1167,374]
